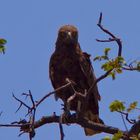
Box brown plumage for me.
[49,25,103,136]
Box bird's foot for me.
[60,111,71,126]
[60,104,71,125]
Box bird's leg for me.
[63,102,71,118]
[76,89,88,119]
[67,93,82,119]
[60,103,71,125]
[76,101,82,118]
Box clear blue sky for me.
[0,0,140,140]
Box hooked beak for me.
[67,31,72,39]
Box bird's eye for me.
[60,31,66,37]
[72,31,77,37]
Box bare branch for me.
[0,114,127,138]
[117,111,136,124]
[127,120,140,139]
[96,38,119,43]
[17,114,140,139]
[35,81,72,108]
[120,112,128,132]
[98,12,102,25]
[88,13,124,99]
[122,66,139,71]
[0,124,23,127]
[12,94,31,112]
[59,121,65,140]
[19,114,129,139]
[88,69,112,97]
[97,12,122,57]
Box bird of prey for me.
[49,25,103,136]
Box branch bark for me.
[1,114,140,139]
[20,114,125,135]
[19,114,140,140]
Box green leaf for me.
[93,56,101,61]
[116,56,125,63]
[109,100,125,112]
[112,131,123,140]
[127,101,138,112]
[116,68,122,74]
[0,39,7,45]
[0,45,5,54]
[109,72,116,80]
[102,136,111,140]
[101,55,109,60]
[104,48,111,56]
[101,62,113,71]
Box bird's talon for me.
[60,111,71,125]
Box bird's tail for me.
[83,111,104,136]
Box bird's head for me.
[56,25,78,46]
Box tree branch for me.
[33,81,72,109]
[59,121,65,140]
[18,114,124,134]
[97,12,122,57]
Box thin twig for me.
[13,91,37,139]
[35,82,72,108]
[28,91,36,139]
[122,66,139,71]
[96,38,119,42]
[88,69,112,95]
[12,94,31,112]
[117,111,136,124]
[13,81,72,117]
[59,121,65,140]
[29,90,35,107]
[120,112,128,132]
[0,124,23,127]
[24,91,36,139]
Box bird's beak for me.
[67,31,72,39]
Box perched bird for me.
[49,25,103,136]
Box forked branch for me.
[97,12,122,57]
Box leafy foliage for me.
[0,38,7,54]
[109,100,125,112]
[94,48,110,61]
[102,136,111,140]
[110,100,139,113]
[104,48,111,56]
[94,48,126,79]
[101,57,124,79]
[127,101,138,113]
[112,131,123,140]
[102,131,123,140]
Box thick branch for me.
[1,114,140,139]
[20,114,126,135]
